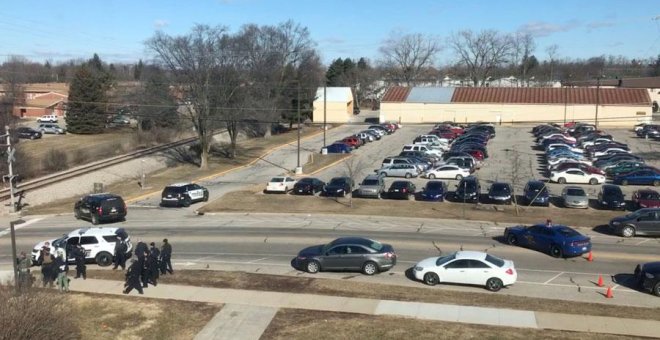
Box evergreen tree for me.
[137,69,179,130]
[134,60,144,80]
[65,65,108,134]
[325,58,344,86]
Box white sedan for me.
[266,176,296,193]
[546,144,584,154]
[550,169,606,185]
[413,251,517,292]
[422,165,470,180]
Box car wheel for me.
[653,282,660,297]
[557,177,566,184]
[405,173,412,179]
[622,225,635,238]
[455,174,463,180]
[362,261,378,275]
[30,135,35,140]
[423,272,439,286]
[550,245,563,258]
[306,260,320,274]
[486,277,504,292]
[91,214,99,225]
[203,193,209,202]
[380,172,388,177]
[74,210,81,220]
[589,178,598,185]
[506,234,518,245]
[377,192,382,199]
[183,197,191,207]
[653,180,660,187]
[95,252,113,267]
[428,174,436,179]
[621,179,628,186]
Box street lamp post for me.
[296,82,301,173]
[323,84,326,147]
[595,75,604,128]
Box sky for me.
[0,0,658,66]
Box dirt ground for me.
[84,270,660,322]
[302,153,350,175]
[26,127,326,215]
[71,293,219,340]
[262,309,635,340]
[198,188,623,228]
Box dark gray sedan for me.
[294,237,397,275]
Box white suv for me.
[402,144,443,157]
[37,115,58,123]
[32,227,132,267]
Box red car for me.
[632,189,660,209]
[341,137,362,148]
[382,123,398,132]
[467,150,485,161]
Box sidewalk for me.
[58,277,660,339]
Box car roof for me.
[453,251,488,260]
[86,193,121,199]
[67,227,122,237]
[363,174,381,180]
[330,237,377,246]
[167,182,192,187]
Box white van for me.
[37,115,58,123]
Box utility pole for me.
[4,125,16,212]
[10,220,19,293]
[296,82,301,173]
[595,76,602,128]
[323,84,327,147]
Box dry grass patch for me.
[26,127,325,215]
[71,293,219,340]
[302,153,350,175]
[198,189,622,228]
[262,309,634,340]
[84,270,660,322]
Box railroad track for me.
[0,136,199,202]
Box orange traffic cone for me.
[605,286,613,299]
[587,251,593,262]
[597,275,604,287]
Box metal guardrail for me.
[0,136,199,202]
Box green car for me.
[606,161,645,177]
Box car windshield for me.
[528,183,548,193]
[435,253,456,266]
[566,188,586,196]
[640,192,660,200]
[485,254,505,267]
[391,181,408,189]
[426,182,443,190]
[163,186,185,195]
[270,177,284,183]
[556,227,580,237]
[362,179,379,186]
[459,181,477,191]
[491,184,510,194]
[330,178,346,185]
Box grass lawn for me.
[262,309,635,340]
[72,292,219,339]
[197,187,623,228]
[25,127,326,215]
[84,270,660,322]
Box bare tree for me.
[545,44,559,81]
[513,33,536,86]
[341,157,367,208]
[379,32,442,86]
[147,25,245,168]
[449,30,513,86]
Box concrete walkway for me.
[47,277,660,338]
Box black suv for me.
[598,184,626,210]
[454,176,481,203]
[15,127,42,140]
[160,183,209,207]
[74,193,127,225]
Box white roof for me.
[314,87,353,103]
[169,182,192,187]
[68,227,120,237]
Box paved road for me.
[1,211,659,308]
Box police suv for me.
[160,182,209,207]
[32,227,132,267]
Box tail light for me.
[97,206,103,215]
[402,188,407,193]
[124,203,127,212]
[384,252,395,259]
[505,268,514,275]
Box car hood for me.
[422,188,444,195]
[638,199,660,207]
[415,256,440,269]
[507,225,527,233]
[325,183,346,190]
[297,244,325,257]
[564,195,588,202]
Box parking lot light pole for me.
[10,220,19,293]
[323,84,327,147]
[595,76,603,128]
[296,82,301,170]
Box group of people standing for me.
[123,238,173,295]
[30,242,87,293]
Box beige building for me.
[312,87,354,123]
[380,87,652,127]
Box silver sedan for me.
[561,186,589,209]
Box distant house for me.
[0,83,69,118]
[312,87,354,123]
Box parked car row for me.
[535,122,660,186]
[322,122,400,154]
[635,123,660,140]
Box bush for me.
[0,287,81,340]
[42,149,68,172]
[71,150,89,165]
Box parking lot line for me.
[248,257,270,263]
[517,280,637,292]
[635,239,651,246]
[543,272,564,284]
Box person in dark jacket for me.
[39,243,55,288]
[123,259,143,295]
[54,251,69,293]
[72,244,86,279]
[148,242,160,285]
[160,238,173,275]
[112,239,127,270]
[140,248,150,288]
